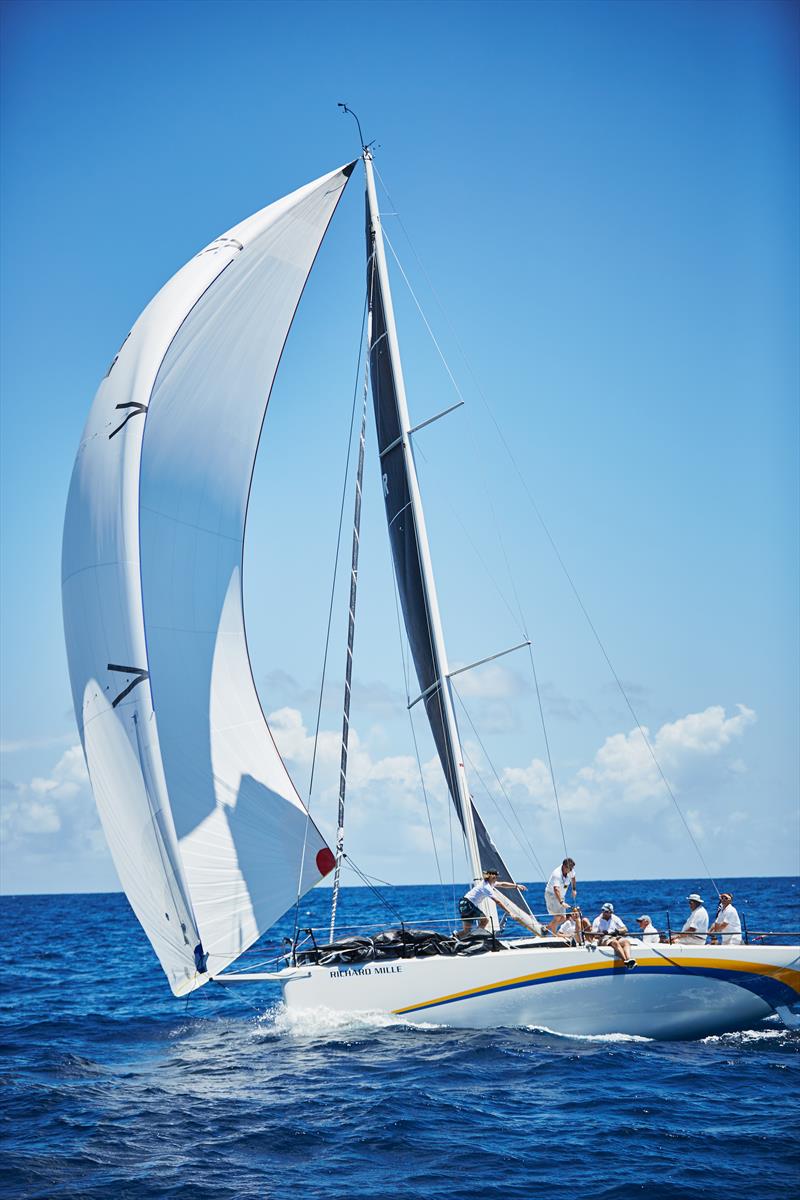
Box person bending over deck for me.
[590,902,635,967]
[544,858,577,933]
[708,892,742,945]
[670,894,709,945]
[458,869,527,937]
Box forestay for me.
[62,162,355,995]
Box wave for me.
[700,1025,795,1045]
[258,1001,443,1039]
[522,1024,653,1043]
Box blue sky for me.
[1,0,797,896]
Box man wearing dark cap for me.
[589,902,635,967]
[458,868,527,937]
[708,892,742,945]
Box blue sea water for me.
[1,876,798,1200]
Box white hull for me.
[274,941,800,1039]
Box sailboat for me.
[62,140,799,1040]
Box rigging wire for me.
[381,192,544,899]
[526,644,569,860]
[389,540,451,925]
[412,440,526,639]
[368,187,480,889]
[291,293,369,945]
[338,853,406,924]
[385,255,572,869]
[451,680,548,881]
[373,164,719,897]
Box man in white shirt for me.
[634,914,659,944]
[708,892,742,945]
[589,902,635,967]
[544,857,577,933]
[458,869,527,936]
[670,894,709,945]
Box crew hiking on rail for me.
[458,869,527,937]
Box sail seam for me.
[132,252,241,953]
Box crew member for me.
[589,902,635,967]
[557,907,590,944]
[458,869,527,937]
[671,894,709,945]
[708,892,742,945]
[635,914,659,944]
[544,857,577,934]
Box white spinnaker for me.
[62,163,353,995]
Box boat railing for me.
[233,914,799,975]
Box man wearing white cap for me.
[670,894,709,944]
[708,892,742,945]
[635,915,659,944]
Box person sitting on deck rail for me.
[635,915,660,944]
[458,869,527,937]
[557,907,590,945]
[544,857,577,933]
[589,902,636,967]
[707,892,742,945]
[670,894,709,945]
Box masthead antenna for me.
[338,103,373,155]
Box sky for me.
[1,0,798,899]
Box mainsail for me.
[363,156,531,912]
[62,162,355,995]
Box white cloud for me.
[2,701,767,892]
[452,663,525,701]
[504,704,757,821]
[1,743,99,850]
[502,757,553,801]
[267,706,451,863]
[52,745,89,785]
[653,704,756,760]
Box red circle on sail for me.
[316,848,336,877]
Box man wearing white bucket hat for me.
[670,894,709,944]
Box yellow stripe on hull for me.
[391,953,800,1016]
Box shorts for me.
[545,893,567,917]
[459,898,483,920]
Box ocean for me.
[1,876,798,1200]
